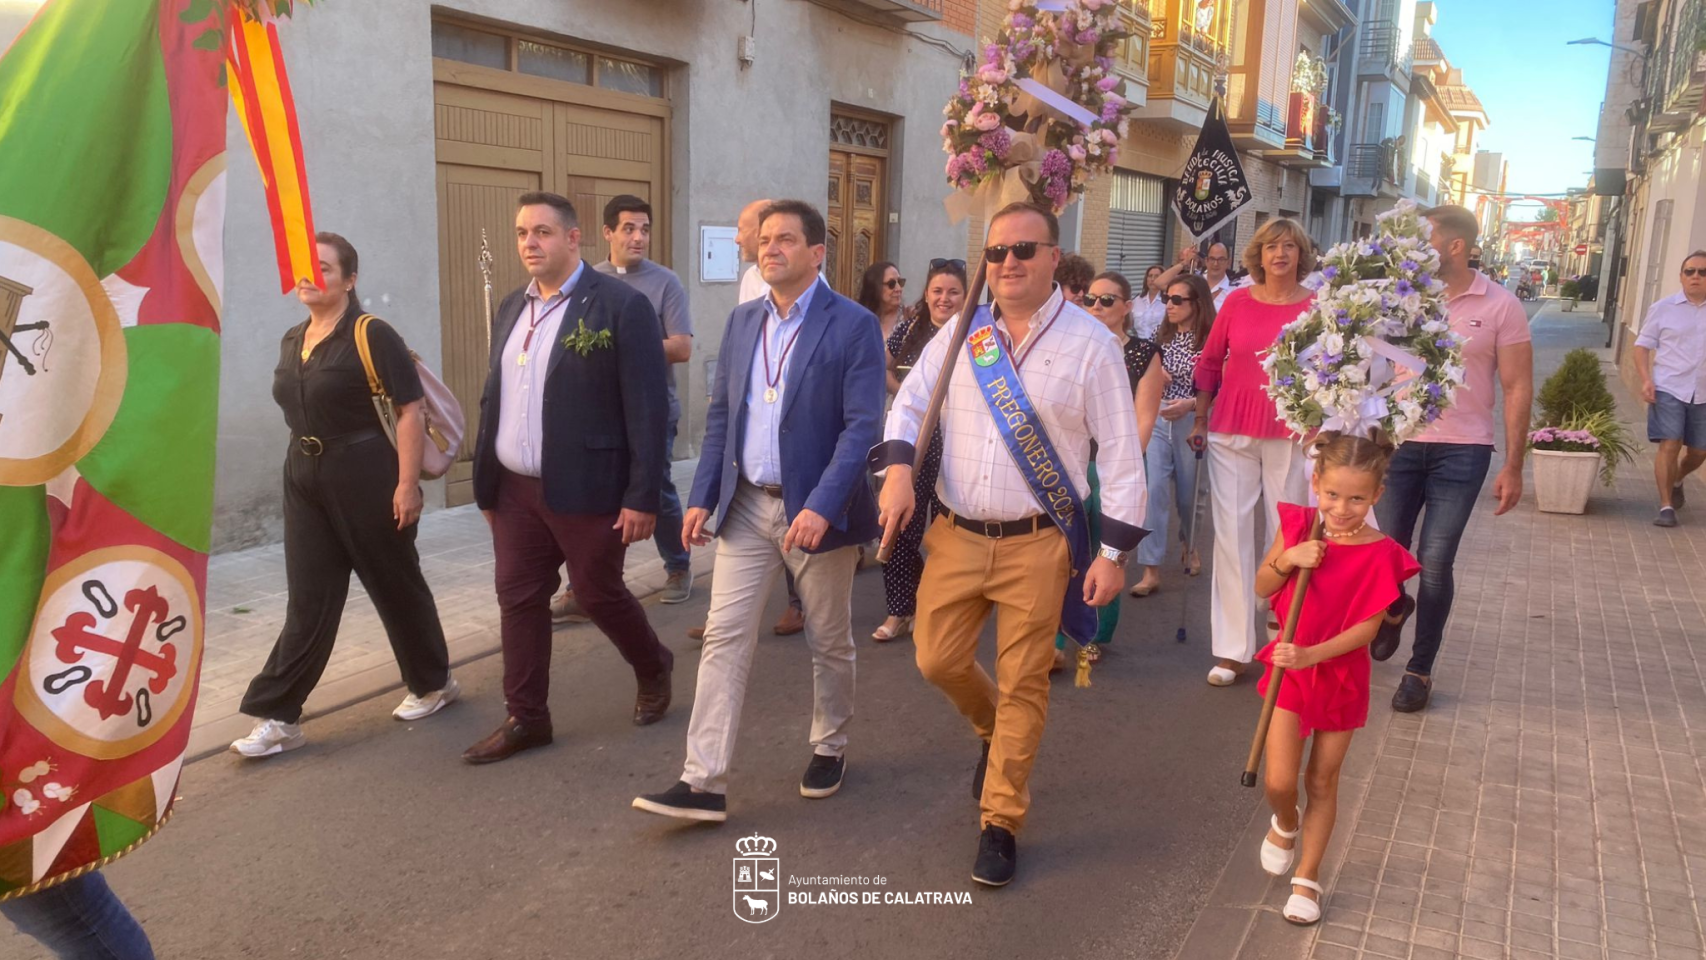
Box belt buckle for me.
[983,520,1004,539]
[298,436,324,456]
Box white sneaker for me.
[230,718,304,758]
[393,676,460,721]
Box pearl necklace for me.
[1323,521,1366,540]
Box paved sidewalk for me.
[189,458,707,758]
[1176,302,1706,960]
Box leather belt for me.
[944,509,1045,539]
[751,482,785,499]
[293,427,385,456]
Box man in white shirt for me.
[873,201,1147,887]
[1204,242,1237,309]
[1635,250,1706,527]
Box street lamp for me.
[1571,136,1595,142]
[1567,37,1646,56]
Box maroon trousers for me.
[492,470,671,726]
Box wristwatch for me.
[1097,545,1131,567]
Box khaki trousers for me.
[913,517,1071,834]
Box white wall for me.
[214,0,969,550]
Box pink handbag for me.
[354,314,465,480]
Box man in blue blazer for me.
[633,200,885,821]
[462,192,675,765]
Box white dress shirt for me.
[883,286,1147,546]
[1635,291,1706,403]
[1130,293,1166,340]
[496,263,585,476]
[741,279,820,485]
[738,263,769,304]
[1208,274,1234,310]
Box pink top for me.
[1194,287,1315,439]
[1414,272,1531,446]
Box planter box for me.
[1532,449,1600,514]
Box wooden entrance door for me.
[433,77,668,506]
[826,119,888,297]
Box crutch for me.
[1174,434,1208,643]
[1240,514,1326,788]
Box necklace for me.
[517,294,571,367]
[1323,521,1367,540]
[760,311,807,403]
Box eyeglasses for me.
[1161,294,1197,306]
[982,241,1057,263]
[884,277,907,290]
[1684,267,1706,278]
[930,258,967,272]
[1081,294,1122,308]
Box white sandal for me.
[1207,665,1239,686]
[1260,809,1301,876]
[1283,877,1323,925]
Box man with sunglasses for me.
[1635,250,1706,528]
[1204,242,1240,310]
[872,201,1147,886]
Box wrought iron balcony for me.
[1647,0,1706,134]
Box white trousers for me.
[1207,434,1309,663]
[682,483,858,793]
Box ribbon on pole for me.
[226,13,321,294]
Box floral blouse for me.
[1159,333,1201,402]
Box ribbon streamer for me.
[1015,77,1098,128]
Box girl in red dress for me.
[1251,431,1421,926]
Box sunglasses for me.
[1081,294,1122,308]
[884,277,907,289]
[930,258,967,271]
[1685,267,1706,278]
[982,241,1057,263]
[1161,294,1197,306]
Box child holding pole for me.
[1251,431,1421,925]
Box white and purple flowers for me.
[1262,201,1467,443]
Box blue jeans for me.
[1374,441,1493,677]
[652,415,690,575]
[1,872,154,960]
[1136,412,1204,567]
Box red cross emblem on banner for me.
[50,586,179,722]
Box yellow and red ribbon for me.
[226,13,321,293]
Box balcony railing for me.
[1343,143,1387,196]
[1648,0,1706,133]
[1146,0,1224,115]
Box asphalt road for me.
[6,557,1270,960]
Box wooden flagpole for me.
[1240,513,1326,787]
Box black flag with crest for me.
[1173,97,1252,242]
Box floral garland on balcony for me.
[1261,200,1468,442]
[940,0,1137,216]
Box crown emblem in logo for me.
[734,834,777,857]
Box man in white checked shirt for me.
[871,201,1147,887]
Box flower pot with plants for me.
[1528,349,1637,514]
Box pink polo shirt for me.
[1413,272,1530,446]
[1194,287,1314,439]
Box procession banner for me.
[1172,98,1253,242]
[0,0,231,900]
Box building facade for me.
[213,0,981,549]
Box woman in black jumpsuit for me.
[232,233,455,758]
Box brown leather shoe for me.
[686,624,706,640]
[773,605,805,636]
[461,717,553,764]
[634,654,674,726]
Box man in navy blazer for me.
[462,191,675,765]
[633,200,884,821]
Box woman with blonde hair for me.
[1189,218,1316,687]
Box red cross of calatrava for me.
[51,586,178,721]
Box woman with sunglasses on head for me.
[874,259,968,641]
[1049,269,1163,668]
[1190,219,1317,688]
[1130,273,1216,597]
[857,261,908,344]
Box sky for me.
[1429,0,1615,219]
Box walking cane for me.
[1239,514,1326,788]
[875,258,989,562]
[1174,435,1208,644]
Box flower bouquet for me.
[1261,200,1468,443]
[940,0,1137,218]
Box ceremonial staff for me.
[1240,513,1324,787]
[478,228,494,354]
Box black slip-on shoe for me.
[1391,673,1432,713]
[800,754,846,798]
[972,825,1017,887]
[632,781,727,822]
[1370,593,1415,663]
[1656,506,1680,528]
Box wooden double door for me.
[433,65,668,505]
[826,149,886,298]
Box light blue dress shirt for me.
[496,261,585,477]
[740,279,820,486]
